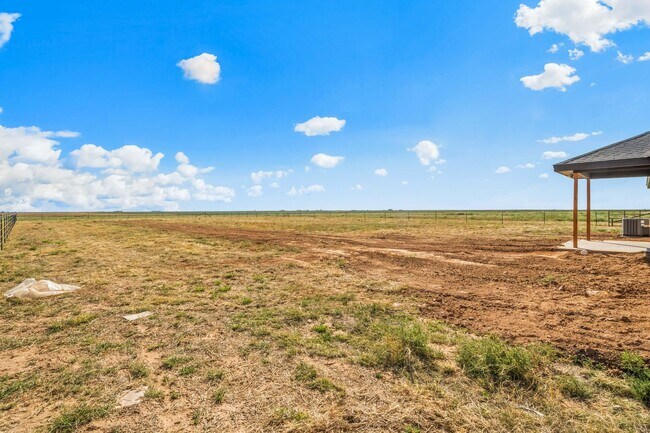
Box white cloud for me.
[521,63,580,91]
[408,140,441,165]
[311,153,344,168]
[401,180,409,185]
[0,13,20,48]
[177,53,221,84]
[351,184,363,191]
[247,185,263,197]
[250,169,291,184]
[269,182,280,189]
[0,123,235,210]
[52,130,81,138]
[0,107,3,114]
[287,184,325,196]
[515,0,650,52]
[542,151,568,159]
[639,52,650,61]
[191,179,235,202]
[568,48,584,60]
[517,163,536,169]
[294,116,345,136]
[374,168,388,176]
[617,51,634,64]
[495,166,511,174]
[539,173,550,179]
[548,43,561,53]
[538,131,601,144]
[304,166,311,172]
[175,152,190,164]
[72,144,164,172]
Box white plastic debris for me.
[122,311,153,321]
[4,279,80,299]
[117,386,148,408]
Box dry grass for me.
[0,216,648,432]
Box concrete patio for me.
[559,239,650,254]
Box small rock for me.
[620,316,631,323]
[122,311,153,321]
[117,386,148,408]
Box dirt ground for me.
[142,219,650,362]
[0,216,648,432]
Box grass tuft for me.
[47,314,97,334]
[48,405,108,433]
[558,375,593,401]
[457,336,552,390]
[620,351,650,407]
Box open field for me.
[1,215,649,432]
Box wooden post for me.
[586,178,591,241]
[573,176,579,248]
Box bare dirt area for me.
[0,216,648,432]
[141,219,650,362]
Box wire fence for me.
[13,209,650,225]
[1,213,17,250]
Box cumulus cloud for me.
[287,184,325,196]
[639,52,650,61]
[515,0,650,52]
[0,123,234,210]
[408,140,441,165]
[311,153,344,168]
[72,144,164,172]
[0,13,20,48]
[617,51,634,64]
[374,168,388,176]
[177,53,221,84]
[495,166,511,174]
[250,169,291,184]
[247,185,263,197]
[521,63,580,91]
[351,184,363,191]
[517,163,536,169]
[401,180,409,185]
[294,116,345,136]
[542,151,568,159]
[538,131,601,144]
[568,48,584,60]
[539,173,550,179]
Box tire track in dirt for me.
[133,221,650,361]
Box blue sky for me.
[0,0,649,211]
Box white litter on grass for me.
[122,311,153,321]
[4,279,80,299]
[117,386,148,408]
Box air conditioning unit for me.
[622,218,650,237]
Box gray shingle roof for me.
[559,131,650,165]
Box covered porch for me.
[553,131,650,252]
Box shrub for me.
[457,336,551,390]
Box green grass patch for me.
[47,313,97,334]
[213,387,226,404]
[558,375,593,401]
[293,362,343,395]
[457,336,553,390]
[161,355,192,370]
[620,351,650,407]
[48,405,108,433]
